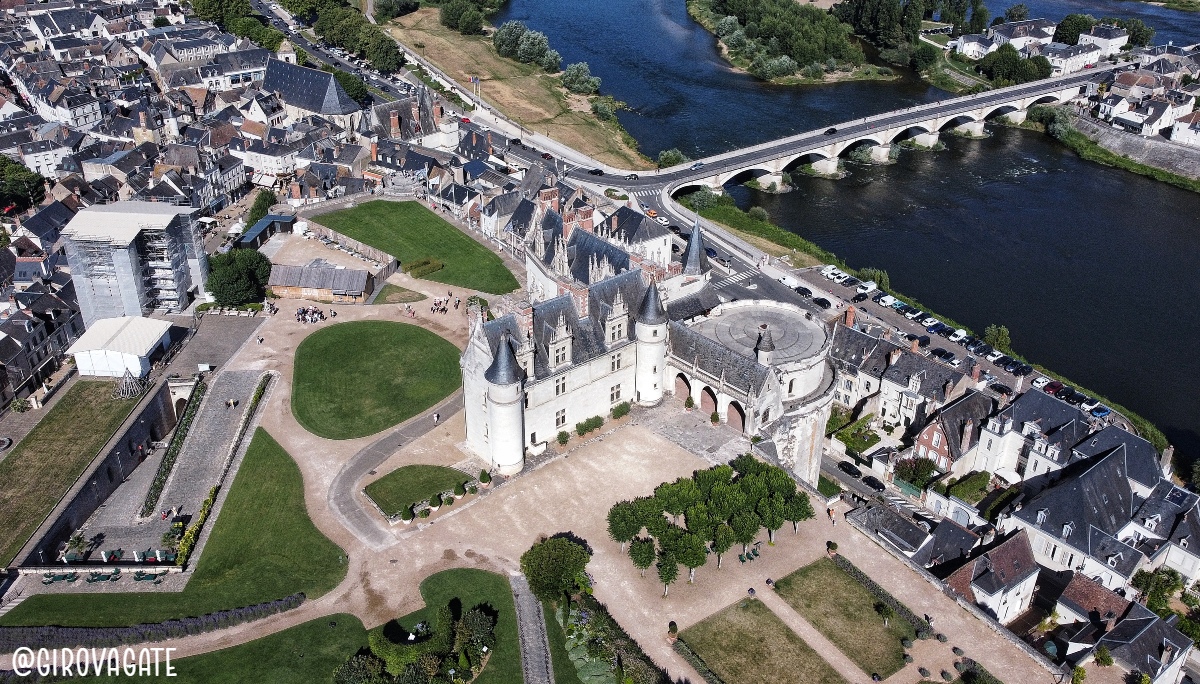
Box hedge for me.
[0,594,304,651]
[575,415,603,437]
[673,639,725,684]
[611,401,631,419]
[140,381,208,517]
[832,555,932,639]
[946,470,992,505]
[402,257,444,279]
[176,485,219,567]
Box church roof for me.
[262,59,359,116]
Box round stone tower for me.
[634,281,668,406]
[484,333,525,474]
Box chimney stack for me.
[910,338,920,353]
[843,305,856,329]
[370,141,377,161]
[138,110,147,127]
[971,364,981,382]
[390,109,400,137]
[888,348,902,367]
[960,419,974,457]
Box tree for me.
[1071,666,1086,684]
[782,492,814,533]
[731,511,760,553]
[876,601,895,627]
[656,478,699,523]
[1029,55,1052,79]
[328,67,368,103]
[983,323,1011,352]
[539,48,561,72]
[374,0,418,21]
[247,189,276,226]
[677,533,707,583]
[334,654,390,684]
[901,0,923,44]
[656,551,679,597]
[520,537,592,603]
[758,494,785,543]
[516,30,550,64]
[895,458,939,488]
[0,156,45,214]
[1103,17,1154,46]
[607,500,641,552]
[153,16,171,27]
[712,523,736,568]
[206,248,272,306]
[561,62,600,94]
[911,43,940,71]
[658,148,690,168]
[457,8,483,35]
[1002,3,1028,21]
[439,0,470,30]
[493,21,527,58]
[630,537,656,577]
[966,0,988,35]
[1053,14,1096,45]
[1094,645,1113,666]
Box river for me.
[493,0,1200,459]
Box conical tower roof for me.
[484,333,521,385]
[682,218,710,277]
[637,280,668,325]
[756,325,776,352]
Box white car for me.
[986,350,1005,363]
[655,216,669,226]
[856,280,877,294]
[1031,376,1051,390]
[948,329,967,343]
[877,295,896,307]
[820,265,838,277]
[921,317,940,327]
[1081,396,1101,411]
[831,272,850,284]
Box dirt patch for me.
[441,548,458,561]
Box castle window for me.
[524,394,529,408]
[653,330,659,337]
[610,385,622,403]
[554,345,567,366]
[610,321,624,342]
[932,432,941,448]
[611,353,622,371]
[530,432,537,444]
[555,409,566,428]
[555,376,567,396]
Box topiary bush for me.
[936,633,948,642]
[429,494,442,508]
[903,653,913,664]
[467,485,477,495]
[453,482,466,497]
[827,541,838,552]
[401,507,414,521]
[557,430,570,445]
[684,396,695,409]
[479,469,491,484]
[710,411,720,424]
[952,646,964,656]
[418,509,431,518]
[941,670,954,681]
[611,401,631,419]
[918,667,930,677]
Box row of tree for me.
[976,43,1051,85]
[304,0,405,72]
[607,455,815,596]
[374,0,419,22]
[712,0,864,78]
[492,20,562,72]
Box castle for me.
[460,185,837,487]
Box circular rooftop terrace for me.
[692,300,827,365]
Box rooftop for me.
[61,201,194,245]
[691,301,826,365]
[66,316,172,357]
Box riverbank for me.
[385,9,653,169]
[684,0,898,86]
[682,190,1172,458]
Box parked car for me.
[851,293,869,303]
[460,117,471,123]
[587,168,604,175]
[842,277,861,288]
[794,286,812,297]
[905,309,925,320]
[1043,381,1064,395]
[1013,364,1034,377]
[986,350,1005,363]
[646,209,658,217]
[921,316,940,327]
[990,383,1014,396]
[541,152,553,160]
[975,344,994,358]
[625,173,639,180]
[825,268,844,280]
[832,272,850,284]
[1081,396,1101,411]
[857,281,878,295]
[926,322,945,334]
[1091,405,1112,418]
[820,265,839,277]
[877,295,896,307]
[813,297,832,309]
[961,336,979,350]
[705,247,718,258]
[871,291,887,302]
[669,225,682,235]
[931,348,950,360]
[862,475,886,492]
[1031,376,1051,390]
[656,216,670,226]
[509,137,522,144]
[994,355,1012,368]
[838,460,863,478]
[890,300,907,310]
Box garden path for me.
[755,586,869,681]
[510,573,554,684]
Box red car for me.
[460,117,471,123]
[1043,381,1064,395]
[541,152,553,160]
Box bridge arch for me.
[982,103,1023,120]
[837,137,886,158]
[886,124,935,144]
[937,114,981,131]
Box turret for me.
[484,333,525,475]
[755,324,775,367]
[682,219,710,278]
[634,281,668,406]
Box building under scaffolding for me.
[60,202,209,326]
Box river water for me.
[493,0,1200,458]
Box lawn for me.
[680,598,846,684]
[374,568,523,684]
[834,414,881,457]
[371,283,427,304]
[315,200,518,294]
[77,614,368,684]
[0,381,137,566]
[774,558,915,678]
[291,321,461,440]
[0,429,346,627]
[364,464,470,516]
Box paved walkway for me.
[756,587,870,681]
[509,573,554,684]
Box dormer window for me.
[1062,521,1075,538]
[554,344,567,366]
[1036,509,1048,525]
[1182,538,1189,550]
[609,320,624,343]
[1146,515,1160,532]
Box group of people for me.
[295,306,330,324]
[430,291,460,316]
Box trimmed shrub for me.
[418,509,431,518]
[400,507,414,521]
[710,411,720,424]
[941,670,954,681]
[936,632,948,642]
[453,482,466,497]
[673,639,725,684]
[479,469,491,484]
[557,431,570,445]
[955,661,968,673]
[901,637,913,648]
[466,485,477,495]
[833,555,932,638]
[611,401,631,419]
[903,653,913,663]
[952,646,964,656]
[429,493,442,508]
[684,396,695,409]
[575,415,604,436]
[919,667,930,677]
[401,257,445,279]
[827,541,838,552]
[176,485,219,566]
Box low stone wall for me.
[1073,116,1200,180]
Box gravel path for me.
[509,573,554,684]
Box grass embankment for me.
[0,429,346,627]
[680,598,847,684]
[543,603,586,684]
[386,9,651,169]
[774,558,915,678]
[315,200,519,294]
[0,381,137,566]
[364,464,470,516]
[291,321,460,440]
[77,614,369,684]
[376,569,523,684]
[371,284,427,304]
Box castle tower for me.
[755,324,775,367]
[634,281,668,406]
[484,333,525,475]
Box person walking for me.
[433,412,441,425]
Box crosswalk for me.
[632,189,657,197]
[714,271,754,288]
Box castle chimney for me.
[971,364,981,382]
[138,110,147,127]
[960,418,974,457]
[844,305,856,328]
[910,338,920,353]
[370,141,377,161]
[888,348,902,367]
[390,109,400,137]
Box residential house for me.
[878,345,970,434]
[956,34,996,59]
[967,388,1093,484]
[911,389,996,474]
[988,19,1058,52]
[1079,25,1129,57]
[944,530,1039,624]
[1037,42,1101,75]
[1170,110,1200,146]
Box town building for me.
[1079,25,1129,57]
[944,530,1038,624]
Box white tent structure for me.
[67,317,173,378]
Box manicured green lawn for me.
[315,200,518,294]
[374,569,523,684]
[0,429,346,627]
[77,614,368,684]
[543,602,586,684]
[680,598,846,684]
[364,465,471,516]
[774,557,915,678]
[0,381,138,565]
[371,283,427,304]
[291,321,460,440]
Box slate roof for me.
[931,390,996,464]
[830,323,902,380]
[669,321,770,396]
[267,264,369,294]
[681,220,710,276]
[600,205,669,245]
[881,350,965,403]
[945,530,1037,601]
[20,199,74,244]
[664,285,721,321]
[913,517,980,568]
[996,389,1091,441]
[484,332,520,385]
[1057,572,1132,622]
[847,504,930,554]
[1097,604,1193,679]
[1073,425,1161,489]
[536,223,632,286]
[261,59,359,116]
[636,281,666,325]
